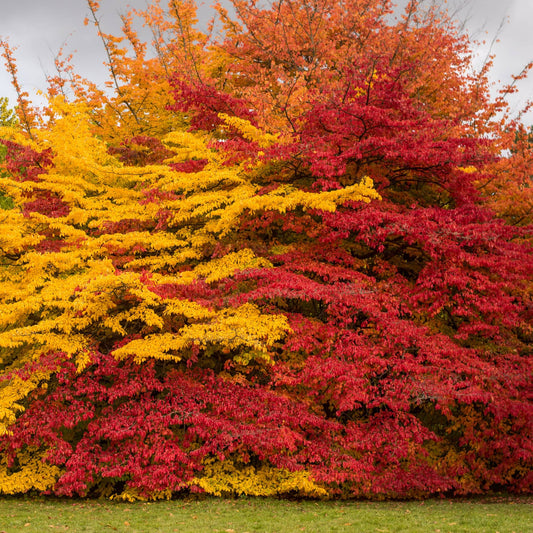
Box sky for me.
[0,0,532,124]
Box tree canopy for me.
[0,0,531,500]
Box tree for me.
[477,123,533,226]
[0,0,531,499]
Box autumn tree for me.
[0,0,531,499]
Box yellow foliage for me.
[190,248,273,283]
[218,113,280,148]
[111,487,174,502]
[193,458,328,498]
[0,210,43,256]
[163,130,215,163]
[457,166,478,174]
[0,448,61,494]
[113,303,290,364]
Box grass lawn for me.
[0,495,531,533]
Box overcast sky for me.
[0,0,532,124]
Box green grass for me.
[0,495,531,533]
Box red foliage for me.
[108,136,174,166]
[0,140,53,182]
[3,352,341,497]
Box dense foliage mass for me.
[0,0,531,500]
